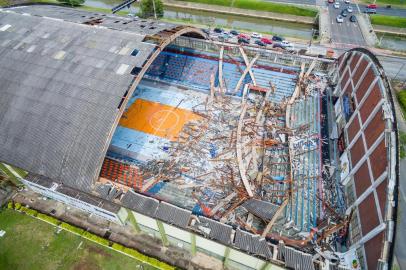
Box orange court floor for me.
[119,98,201,141]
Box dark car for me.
[202,28,210,35]
[273,43,285,49]
[238,38,250,44]
[230,30,239,35]
[213,28,223,33]
[255,40,266,46]
[341,9,348,17]
[350,15,357,22]
[272,36,283,42]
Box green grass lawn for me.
[176,0,318,17]
[397,89,406,117]
[0,209,156,270]
[370,14,406,28]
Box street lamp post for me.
[152,0,157,20]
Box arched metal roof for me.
[0,5,206,191]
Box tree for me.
[139,0,164,19]
[57,0,85,7]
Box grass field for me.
[176,0,318,17]
[0,209,155,270]
[370,14,406,28]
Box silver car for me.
[336,15,344,23]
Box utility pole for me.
[152,0,157,20]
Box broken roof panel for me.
[121,190,159,217]
[155,201,191,228]
[242,199,280,221]
[196,216,233,245]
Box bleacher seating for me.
[145,51,298,103]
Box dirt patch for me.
[73,260,101,270]
[87,245,112,258]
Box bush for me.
[112,243,125,251]
[57,0,84,7]
[140,0,164,18]
[60,222,85,235]
[7,201,13,209]
[20,206,38,217]
[83,231,110,246]
[14,202,21,210]
[37,213,61,226]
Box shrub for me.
[20,206,38,217]
[57,0,84,7]
[7,201,13,209]
[37,213,61,226]
[140,0,164,18]
[14,202,21,210]
[60,222,85,235]
[112,243,125,251]
[83,231,110,246]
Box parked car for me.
[272,35,283,42]
[334,2,340,8]
[281,40,292,47]
[230,30,239,35]
[336,15,344,23]
[251,32,262,39]
[238,33,251,40]
[364,8,377,14]
[349,15,357,22]
[344,0,350,4]
[328,0,334,3]
[202,28,210,35]
[260,37,272,44]
[255,40,266,46]
[367,4,377,9]
[341,9,348,17]
[238,38,250,44]
[213,28,223,33]
[273,43,285,49]
[347,6,353,12]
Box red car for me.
[367,4,377,8]
[238,33,251,40]
[328,0,334,3]
[260,37,272,44]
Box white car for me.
[281,40,292,47]
[345,0,350,3]
[336,15,344,23]
[334,2,340,8]
[347,6,353,12]
[251,32,262,39]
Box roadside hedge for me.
[60,222,86,235]
[37,213,61,226]
[83,231,110,246]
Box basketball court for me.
[119,98,201,141]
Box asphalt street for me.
[328,2,366,45]
[358,4,406,17]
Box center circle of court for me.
[149,110,180,132]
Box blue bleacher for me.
[145,51,298,102]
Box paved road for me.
[358,4,406,17]
[328,2,366,45]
